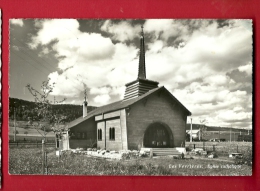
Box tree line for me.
[9,97,97,123]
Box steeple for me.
[138,26,146,79]
[123,26,159,101]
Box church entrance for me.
[143,122,172,148]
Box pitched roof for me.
[67,86,191,128]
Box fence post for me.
[213,145,215,152]
[16,142,18,147]
[45,151,48,175]
[193,144,196,149]
[58,139,62,161]
[42,139,45,174]
[150,148,153,158]
[203,142,205,151]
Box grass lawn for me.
[9,147,252,176]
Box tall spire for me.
[138,26,146,79]
[123,25,159,101]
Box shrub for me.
[234,147,252,166]
[207,151,218,158]
[120,150,140,160]
[139,151,147,157]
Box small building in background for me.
[186,129,201,140]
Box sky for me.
[10,19,253,129]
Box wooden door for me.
[144,123,170,148]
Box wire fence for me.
[9,135,55,143]
[185,141,252,154]
[9,141,56,148]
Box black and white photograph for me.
[9,19,252,176]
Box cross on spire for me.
[141,25,144,36]
[84,88,87,103]
[138,25,146,79]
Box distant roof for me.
[68,86,191,128]
[186,130,200,134]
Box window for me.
[71,132,87,139]
[98,129,102,141]
[70,132,75,139]
[109,127,115,140]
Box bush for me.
[121,151,139,160]
[139,151,148,157]
[234,148,252,166]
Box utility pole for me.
[198,126,201,141]
[190,118,192,142]
[14,104,16,142]
[230,125,232,142]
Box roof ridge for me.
[67,86,163,128]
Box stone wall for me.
[126,90,188,150]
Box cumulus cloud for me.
[28,19,139,105]
[93,94,110,104]
[238,62,252,75]
[10,19,24,27]
[101,20,141,42]
[27,19,252,128]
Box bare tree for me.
[26,78,67,174]
[26,79,67,138]
[199,119,208,141]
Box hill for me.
[9,97,97,123]
[185,123,251,133]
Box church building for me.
[63,27,191,151]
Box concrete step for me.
[152,148,179,151]
[152,148,182,156]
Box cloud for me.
[93,94,110,104]
[28,19,80,49]
[27,19,252,128]
[101,20,141,42]
[238,62,252,75]
[10,19,24,27]
[144,20,252,97]
[28,19,139,106]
